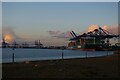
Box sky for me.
[1,0,120,2]
[2,2,118,46]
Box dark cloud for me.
[47,30,60,35]
[48,30,72,39]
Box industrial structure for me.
[35,40,43,48]
[68,27,119,51]
[2,39,43,48]
[2,37,9,48]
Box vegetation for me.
[2,53,119,79]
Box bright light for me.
[4,34,13,43]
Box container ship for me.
[68,27,119,51]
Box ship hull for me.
[68,44,117,51]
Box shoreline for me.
[2,51,114,64]
[2,53,115,64]
[2,47,119,51]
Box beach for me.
[2,52,120,79]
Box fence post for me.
[107,51,109,56]
[62,48,64,60]
[12,47,14,63]
[86,52,87,58]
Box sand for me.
[2,52,120,79]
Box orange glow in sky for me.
[88,25,110,32]
[88,25,99,32]
[102,26,109,30]
[4,34,13,43]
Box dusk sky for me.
[2,2,118,46]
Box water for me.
[2,48,113,63]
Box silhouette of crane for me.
[69,27,119,50]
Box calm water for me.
[2,48,113,63]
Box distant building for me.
[35,40,43,48]
[2,38,9,48]
[22,42,29,48]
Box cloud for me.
[88,25,99,32]
[87,24,118,35]
[48,30,72,39]
[48,25,118,40]
[47,30,60,35]
[2,27,24,43]
[104,25,118,35]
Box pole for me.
[94,37,95,44]
[12,47,14,63]
[62,49,64,60]
[62,49,63,60]
[85,52,87,58]
[107,51,109,56]
[12,41,15,63]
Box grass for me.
[2,52,120,79]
